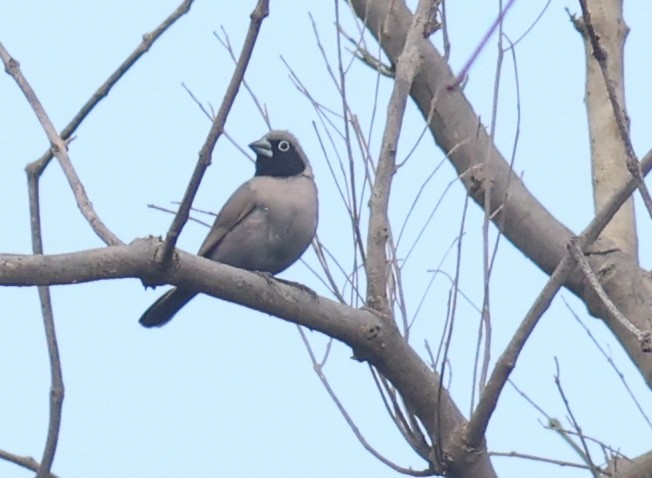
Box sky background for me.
[1,1,651,477]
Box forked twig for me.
[0,44,122,246]
[28,0,196,175]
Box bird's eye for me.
[278,140,290,152]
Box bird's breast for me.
[214,175,317,274]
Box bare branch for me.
[553,360,600,476]
[366,0,437,314]
[26,173,64,478]
[576,0,641,258]
[0,43,122,246]
[466,144,652,447]
[213,26,272,129]
[0,449,59,478]
[158,0,270,263]
[0,236,483,477]
[490,450,601,472]
[569,240,650,348]
[349,0,652,385]
[564,298,652,429]
[27,0,196,175]
[298,328,435,476]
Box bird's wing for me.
[197,181,257,258]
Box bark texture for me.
[581,0,638,259]
[349,0,652,386]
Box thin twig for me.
[490,450,601,471]
[26,173,64,478]
[454,0,517,84]
[0,449,59,478]
[438,195,468,425]
[0,43,122,246]
[27,0,196,175]
[563,297,652,429]
[158,0,270,263]
[297,327,434,476]
[311,8,369,273]
[464,151,652,449]
[568,239,649,347]
[578,0,652,219]
[366,0,436,313]
[373,369,432,461]
[213,27,272,129]
[553,359,600,477]
[147,204,212,228]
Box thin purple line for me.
[455,0,518,85]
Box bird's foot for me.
[274,277,318,299]
[254,272,317,299]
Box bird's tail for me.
[139,288,197,328]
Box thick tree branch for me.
[576,0,639,259]
[608,450,652,478]
[348,0,652,387]
[0,237,487,478]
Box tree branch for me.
[366,0,437,314]
[26,174,64,478]
[348,0,652,387]
[0,42,121,246]
[0,449,59,478]
[158,0,270,263]
[576,0,640,259]
[0,236,488,478]
[27,0,197,175]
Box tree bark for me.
[0,238,497,478]
[349,0,652,386]
[580,0,638,259]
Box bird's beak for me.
[249,137,273,158]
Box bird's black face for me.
[250,135,307,178]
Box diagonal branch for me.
[465,150,652,448]
[0,42,121,246]
[158,0,270,263]
[0,237,494,478]
[348,0,652,387]
[569,239,649,346]
[28,0,197,175]
[0,449,59,478]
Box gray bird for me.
[139,130,318,327]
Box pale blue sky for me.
[1,1,651,477]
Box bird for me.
[139,130,318,328]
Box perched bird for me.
[139,130,318,328]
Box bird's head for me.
[249,130,312,178]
